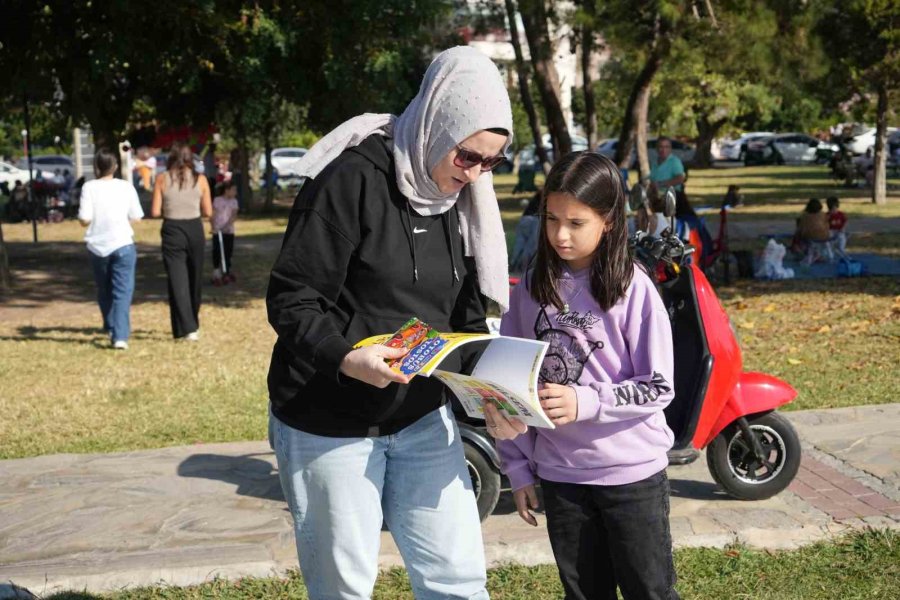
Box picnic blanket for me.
[754,252,900,279]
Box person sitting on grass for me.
[791,198,830,261]
[722,184,743,209]
[826,196,848,254]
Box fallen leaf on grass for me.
[787,358,803,365]
[763,304,776,313]
[738,321,755,329]
[816,325,831,334]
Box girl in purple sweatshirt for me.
[487,152,679,600]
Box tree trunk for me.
[264,124,275,212]
[235,114,254,213]
[872,83,888,205]
[519,0,572,160]
[615,50,664,178]
[88,124,119,155]
[634,85,652,179]
[693,114,727,168]
[0,223,11,292]
[504,0,551,170]
[580,7,598,149]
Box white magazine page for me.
[432,371,554,428]
[472,336,548,403]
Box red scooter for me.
[632,189,801,500]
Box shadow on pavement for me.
[177,452,284,503]
[668,478,735,501]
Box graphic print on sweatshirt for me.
[534,307,604,384]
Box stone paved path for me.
[1,404,898,595]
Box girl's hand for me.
[539,383,578,425]
[513,484,540,526]
[339,345,410,388]
[483,401,528,440]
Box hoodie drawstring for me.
[404,202,459,284]
[404,202,419,282]
[443,211,460,283]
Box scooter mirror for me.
[629,184,647,212]
[664,188,677,218]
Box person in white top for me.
[78,148,144,349]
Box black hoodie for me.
[266,135,488,437]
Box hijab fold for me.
[295,46,513,311]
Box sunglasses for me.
[453,146,506,172]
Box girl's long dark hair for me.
[167,142,198,190]
[530,151,634,312]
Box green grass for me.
[42,529,900,599]
[1,165,898,459]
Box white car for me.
[747,133,839,164]
[718,132,774,161]
[845,126,899,156]
[258,147,308,178]
[0,160,54,187]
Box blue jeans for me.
[89,244,137,342]
[270,404,489,600]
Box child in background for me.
[722,184,743,208]
[486,152,680,600]
[211,181,239,285]
[826,196,848,254]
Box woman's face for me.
[430,130,507,194]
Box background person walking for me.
[78,148,144,350]
[151,143,212,340]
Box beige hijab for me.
[295,46,514,311]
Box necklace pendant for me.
[563,303,569,313]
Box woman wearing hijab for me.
[266,47,520,599]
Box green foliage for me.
[815,0,899,117]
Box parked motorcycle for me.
[632,189,801,500]
[458,189,801,521]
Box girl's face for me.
[430,129,507,194]
[224,186,237,199]
[545,192,608,271]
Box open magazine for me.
[354,317,555,428]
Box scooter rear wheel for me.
[465,443,501,521]
[706,411,801,500]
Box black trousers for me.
[541,470,679,600]
[212,232,235,273]
[161,218,204,338]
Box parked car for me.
[15,155,74,179]
[718,132,775,162]
[257,147,308,179]
[1,160,54,186]
[745,133,839,165]
[596,137,695,167]
[844,126,899,156]
[517,134,589,170]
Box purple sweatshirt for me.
[497,266,675,490]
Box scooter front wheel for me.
[706,411,801,500]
